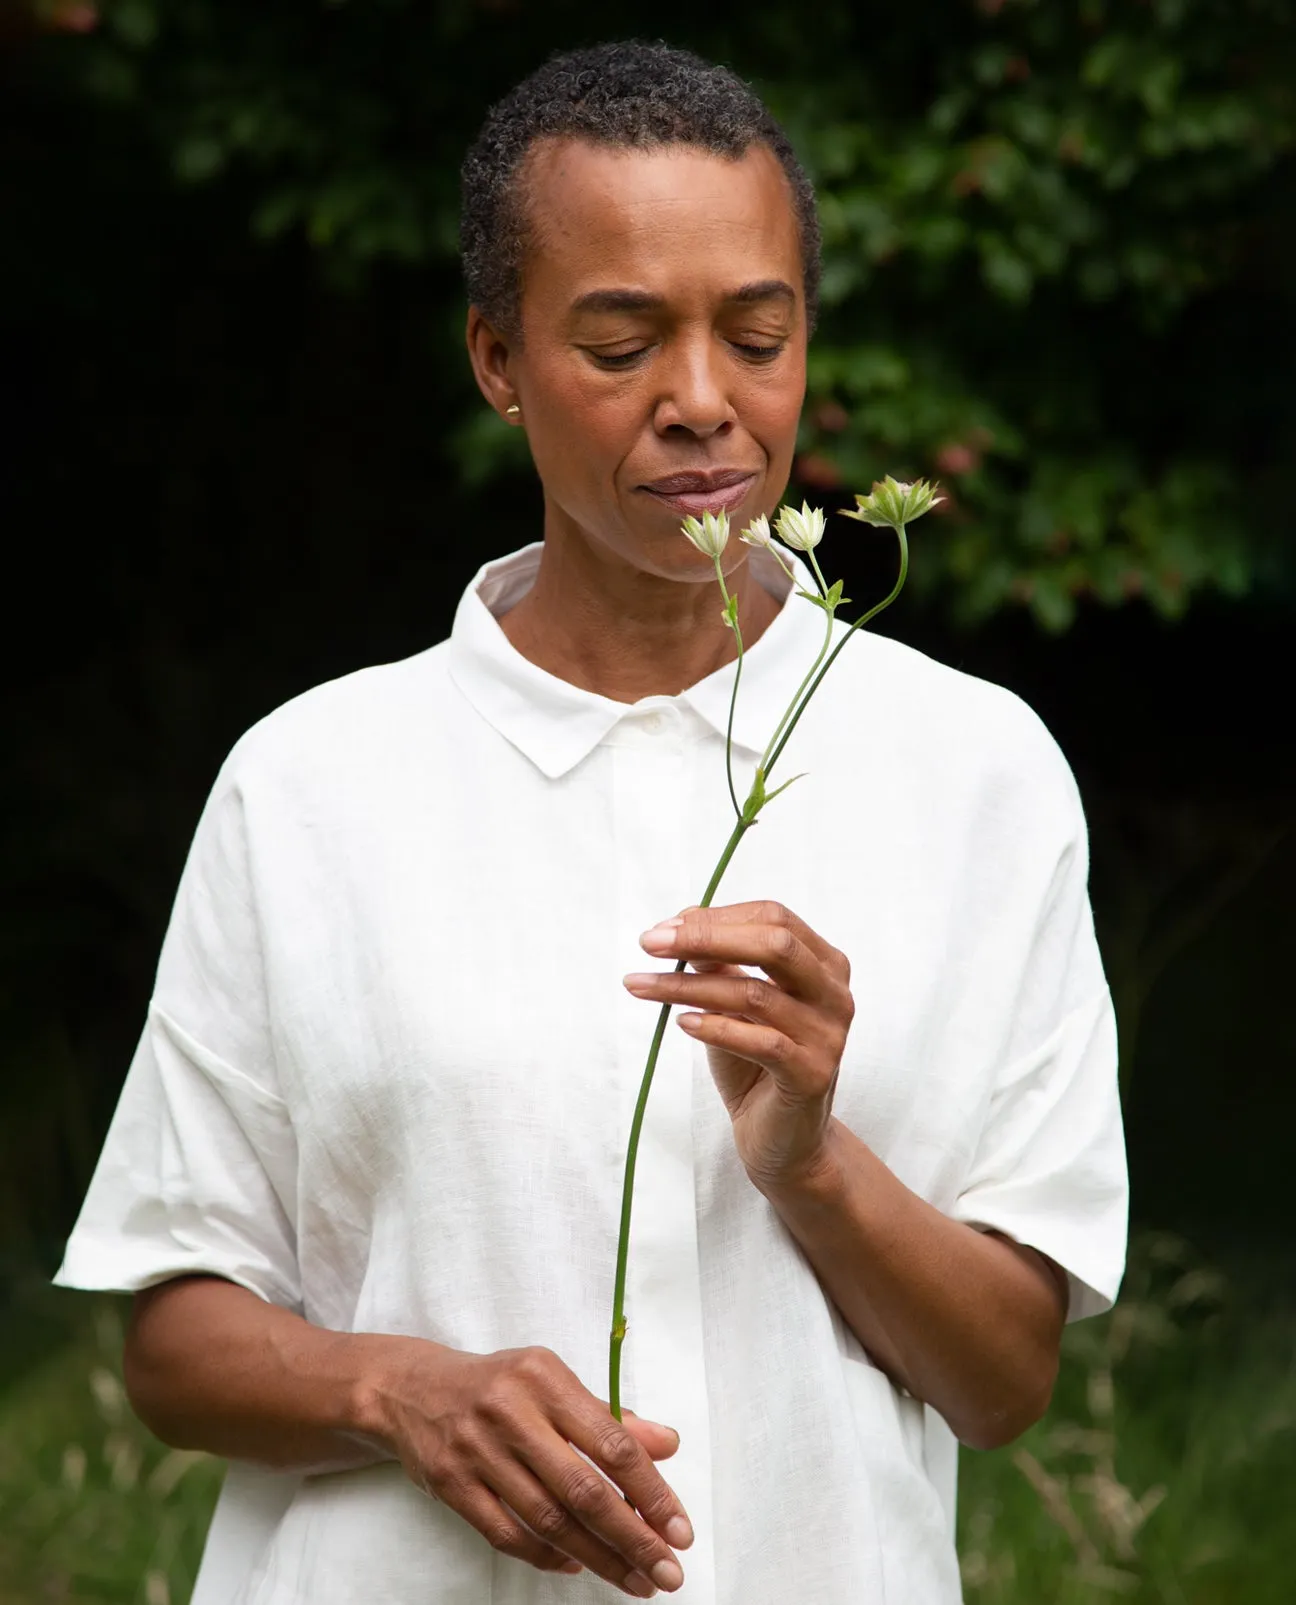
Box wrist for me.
[336,1332,429,1456]
[752,1119,848,1211]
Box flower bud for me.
[774,501,827,552]
[739,513,799,581]
[680,509,730,558]
[843,477,945,530]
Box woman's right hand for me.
[126,1281,688,1595]
[368,1341,693,1597]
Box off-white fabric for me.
[56,540,1127,1605]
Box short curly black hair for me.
[460,40,821,341]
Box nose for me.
[653,335,734,441]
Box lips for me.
[640,469,759,518]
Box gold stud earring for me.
[505,404,521,417]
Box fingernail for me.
[665,1515,693,1548]
[652,1557,685,1589]
[559,1559,583,1574]
[640,924,679,952]
[623,973,659,992]
[624,1573,657,1598]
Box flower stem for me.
[609,813,751,1423]
[765,524,908,779]
[758,602,835,775]
[713,558,745,823]
[722,654,745,823]
[766,543,798,585]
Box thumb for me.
[621,1408,681,1460]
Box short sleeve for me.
[951,735,1128,1323]
[54,751,301,1310]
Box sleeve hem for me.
[53,1237,298,1311]
[953,1214,1125,1324]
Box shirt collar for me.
[447,540,830,781]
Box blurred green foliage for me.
[958,1235,1296,1604]
[15,0,1296,628]
[0,1294,223,1603]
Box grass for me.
[0,1234,1291,1603]
[0,1298,222,1605]
[958,1233,1296,1604]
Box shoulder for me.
[820,628,1084,833]
[213,641,458,805]
[833,629,1074,772]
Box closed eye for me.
[589,348,650,370]
[732,340,786,362]
[589,341,787,370]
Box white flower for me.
[739,513,798,579]
[738,513,773,549]
[774,501,827,551]
[680,509,730,558]
[844,476,945,530]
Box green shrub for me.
[0,1298,221,1605]
[959,1233,1296,1603]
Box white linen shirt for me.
[56,539,1127,1605]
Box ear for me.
[466,306,521,420]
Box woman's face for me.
[468,138,808,584]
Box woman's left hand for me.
[624,901,855,1192]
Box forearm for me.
[123,1275,417,1474]
[757,1119,1067,1450]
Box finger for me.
[512,1428,686,1594]
[554,1398,693,1549]
[640,916,834,1003]
[675,1010,812,1086]
[480,1454,666,1597]
[436,1476,587,1577]
[624,969,822,1044]
[667,901,843,969]
[616,1409,682,1461]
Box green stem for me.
[758,600,835,775]
[765,542,798,586]
[807,547,831,599]
[765,523,908,779]
[713,557,745,823]
[722,652,745,823]
[609,813,749,1423]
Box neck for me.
[496,519,784,704]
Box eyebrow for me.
[570,279,797,315]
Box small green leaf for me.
[763,772,808,805]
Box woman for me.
[56,41,1127,1605]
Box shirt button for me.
[644,712,665,733]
